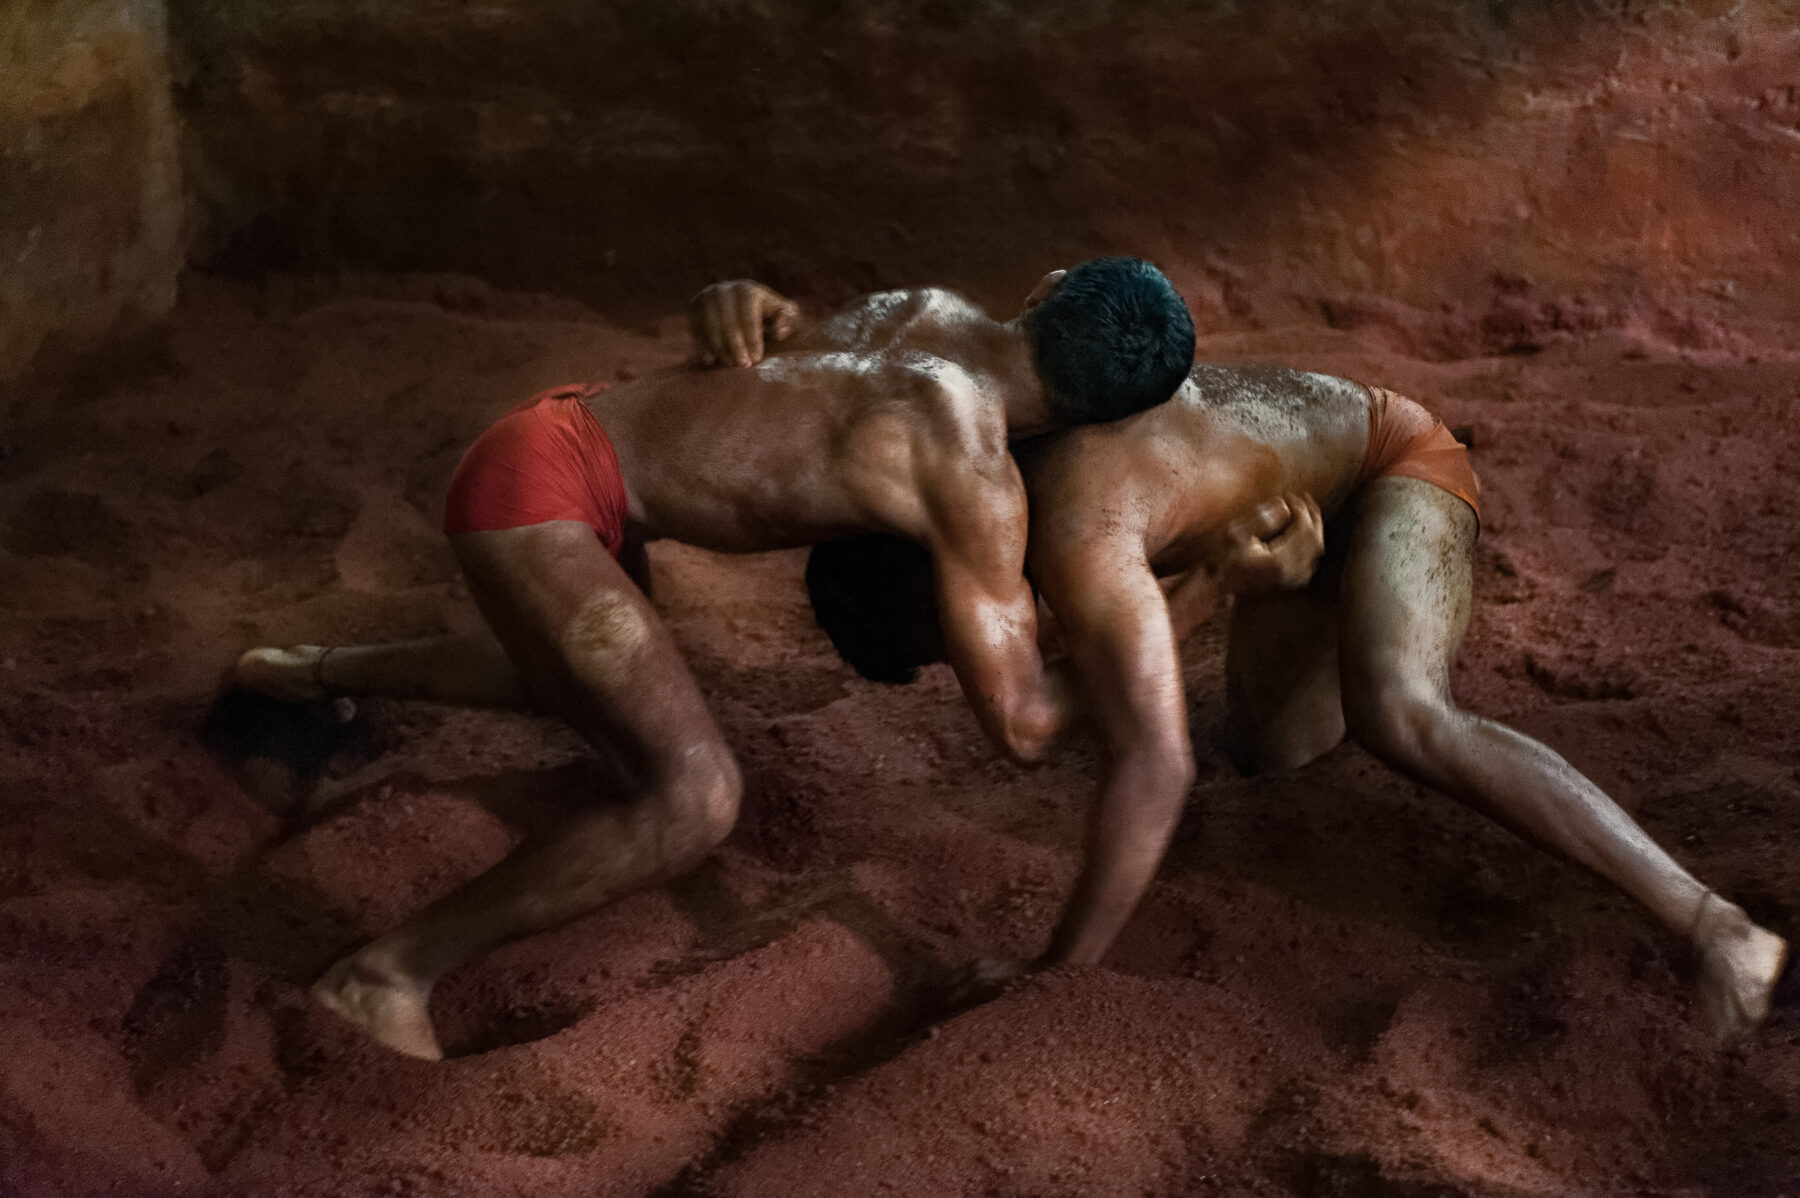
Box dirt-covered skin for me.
[1,273,1796,1196]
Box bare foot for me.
[235,646,331,703]
[310,950,444,1061]
[1693,895,1788,1044]
[944,956,1033,1010]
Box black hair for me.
[1023,256,1196,424]
[804,534,943,684]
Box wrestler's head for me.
[804,533,943,684]
[1019,256,1196,425]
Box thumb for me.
[772,300,800,341]
[1240,496,1292,540]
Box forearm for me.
[1040,749,1194,966]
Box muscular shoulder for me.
[817,287,980,350]
[1022,428,1156,584]
[1019,404,1172,541]
[845,354,1017,540]
[840,353,1005,466]
[896,353,1008,460]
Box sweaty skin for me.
[601,283,1078,759]
[237,274,1131,1058]
[1014,363,1787,1043]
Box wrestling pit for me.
[4,2,1799,1194]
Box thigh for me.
[1336,476,1476,711]
[449,522,726,788]
[1224,580,1345,774]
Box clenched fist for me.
[1212,492,1325,594]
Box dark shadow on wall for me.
[166,1,1798,327]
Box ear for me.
[1024,269,1067,310]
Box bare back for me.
[590,288,1016,554]
[588,286,1062,762]
[1021,363,1373,578]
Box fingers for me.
[1302,495,1323,540]
[689,281,799,369]
[1270,493,1323,548]
[1264,493,1325,588]
[1257,495,1295,536]
[943,957,1031,1012]
[1209,492,1326,596]
[771,297,800,342]
[686,301,712,367]
[690,283,748,368]
[697,294,728,367]
[737,286,764,366]
[1233,495,1293,542]
[721,296,751,368]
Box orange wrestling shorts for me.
[1357,384,1481,526]
[442,382,629,558]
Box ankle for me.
[313,645,338,694]
[1690,890,1749,948]
[348,940,435,990]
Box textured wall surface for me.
[1,0,184,386]
[171,0,1800,327]
[8,1,1798,386]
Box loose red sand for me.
[2,273,1797,1197]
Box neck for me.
[868,295,1058,437]
[987,318,1056,438]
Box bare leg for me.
[235,631,530,709]
[1335,478,1784,1041]
[1223,583,1345,774]
[310,522,741,1059]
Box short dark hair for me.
[1024,256,1196,424]
[804,534,943,684]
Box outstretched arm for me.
[1033,540,1195,966]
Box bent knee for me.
[658,746,743,860]
[1344,684,1456,774]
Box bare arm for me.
[923,454,1073,766]
[907,422,1072,755]
[1006,464,1311,970]
[1036,541,1195,965]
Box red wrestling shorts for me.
[1357,384,1481,525]
[442,382,629,558]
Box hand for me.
[1214,492,1324,595]
[944,956,1033,1009]
[688,280,800,368]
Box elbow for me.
[998,707,1059,766]
[970,682,1065,765]
[1126,739,1197,808]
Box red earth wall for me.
[171,0,1800,327]
[0,0,184,386]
